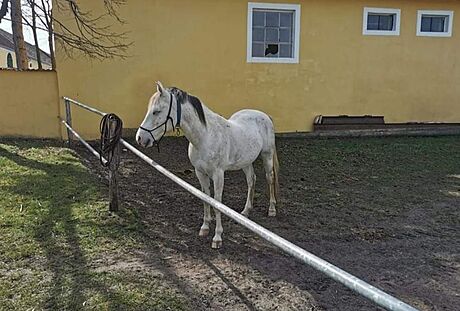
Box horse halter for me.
[139,92,182,152]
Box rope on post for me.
[99,113,123,168]
[99,113,123,212]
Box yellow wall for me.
[0,70,61,138]
[55,0,460,138]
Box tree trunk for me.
[30,0,42,69]
[10,0,28,70]
[41,0,55,69]
[48,30,55,70]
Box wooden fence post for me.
[64,99,73,146]
[108,128,120,212]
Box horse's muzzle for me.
[136,130,153,148]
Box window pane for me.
[266,28,279,42]
[421,16,432,32]
[367,14,395,31]
[6,53,13,68]
[253,28,264,42]
[379,15,394,30]
[266,12,279,27]
[279,44,292,58]
[431,16,446,32]
[279,28,291,42]
[252,43,265,57]
[253,11,265,26]
[280,12,293,27]
[367,15,380,30]
[265,44,279,57]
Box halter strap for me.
[176,95,182,128]
[139,91,181,151]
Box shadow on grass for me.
[0,145,202,310]
[0,145,131,309]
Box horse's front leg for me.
[211,170,224,249]
[195,169,212,237]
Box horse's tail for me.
[273,146,280,204]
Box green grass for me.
[0,140,187,311]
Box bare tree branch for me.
[2,0,131,70]
[0,0,9,22]
[42,0,55,69]
[30,0,43,69]
[52,0,132,60]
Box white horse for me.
[136,82,279,248]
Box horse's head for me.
[136,81,177,148]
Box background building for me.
[0,29,52,70]
[2,1,460,138]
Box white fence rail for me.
[61,96,419,311]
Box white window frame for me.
[363,7,401,36]
[247,2,301,64]
[416,10,454,37]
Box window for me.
[6,53,13,68]
[417,10,454,37]
[363,7,401,36]
[247,2,301,63]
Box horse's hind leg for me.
[195,169,212,237]
[241,164,256,217]
[262,151,277,217]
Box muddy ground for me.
[77,136,460,311]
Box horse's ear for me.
[156,81,165,95]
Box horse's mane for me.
[168,87,207,126]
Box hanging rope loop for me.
[99,113,123,167]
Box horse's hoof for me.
[199,228,209,237]
[211,240,222,249]
[268,210,277,217]
[241,211,250,218]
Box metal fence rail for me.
[61,97,419,311]
[61,118,107,165]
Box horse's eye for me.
[152,111,159,115]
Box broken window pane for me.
[265,44,279,56]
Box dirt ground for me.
[77,136,460,311]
